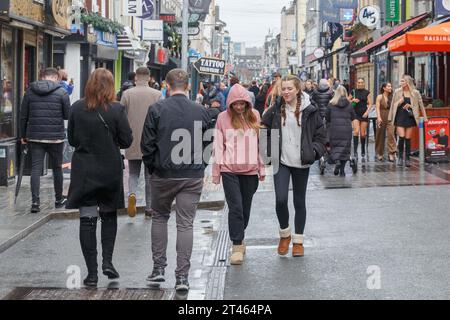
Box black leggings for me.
[273,164,310,234]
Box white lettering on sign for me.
[123,0,143,16]
[200,59,225,68]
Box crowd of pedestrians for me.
[18,65,428,293]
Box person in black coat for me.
[326,86,356,177]
[20,67,71,213]
[66,68,133,287]
[311,78,334,120]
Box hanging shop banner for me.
[386,0,400,22]
[193,57,226,76]
[189,0,212,14]
[327,22,344,49]
[358,6,380,28]
[435,0,450,16]
[424,117,449,162]
[321,0,340,23]
[123,0,143,16]
[142,20,164,41]
[140,0,155,19]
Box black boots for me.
[360,137,366,158]
[100,211,120,279]
[79,211,119,288]
[353,136,359,158]
[405,139,411,167]
[334,161,340,176]
[339,161,347,177]
[80,217,98,287]
[397,137,405,167]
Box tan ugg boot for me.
[292,234,304,257]
[230,245,245,265]
[277,227,291,256]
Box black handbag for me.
[97,109,126,169]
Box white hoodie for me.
[280,92,311,169]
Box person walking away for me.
[265,78,282,112]
[117,72,136,100]
[242,82,256,107]
[223,76,240,103]
[161,80,168,99]
[121,67,162,218]
[249,80,260,97]
[349,78,373,161]
[255,83,270,116]
[304,79,314,96]
[20,67,71,213]
[141,69,211,292]
[66,68,133,287]
[311,79,334,121]
[326,86,356,176]
[58,69,74,96]
[375,83,397,162]
[212,84,265,265]
[261,75,326,257]
[388,75,428,167]
[207,96,222,128]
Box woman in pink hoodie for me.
[212,84,265,265]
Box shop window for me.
[0,26,15,140]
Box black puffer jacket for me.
[261,93,327,167]
[20,80,70,140]
[326,97,356,162]
[311,85,334,119]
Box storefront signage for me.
[161,0,179,15]
[140,0,154,19]
[386,0,400,22]
[174,26,200,36]
[193,57,226,76]
[358,5,380,28]
[142,19,164,41]
[95,30,117,48]
[425,117,449,162]
[436,0,450,16]
[123,0,143,17]
[160,13,177,22]
[47,0,71,29]
[313,48,325,59]
[189,0,212,14]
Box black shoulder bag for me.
[96,109,126,169]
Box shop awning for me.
[117,27,139,51]
[388,21,450,52]
[351,13,430,57]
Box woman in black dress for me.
[348,78,373,161]
[388,75,428,167]
[66,68,133,287]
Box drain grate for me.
[3,287,176,300]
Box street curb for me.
[0,200,224,254]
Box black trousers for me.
[30,142,64,204]
[222,173,259,245]
[273,164,310,234]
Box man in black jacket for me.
[20,68,71,213]
[116,71,136,100]
[141,68,210,292]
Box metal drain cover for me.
[4,287,176,300]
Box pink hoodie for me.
[212,84,265,183]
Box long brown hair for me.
[280,75,302,126]
[84,68,116,110]
[230,101,259,130]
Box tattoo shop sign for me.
[193,57,226,76]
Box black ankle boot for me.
[339,161,347,177]
[353,136,359,158]
[405,139,411,167]
[334,161,340,176]
[397,137,405,166]
[360,137,366,158]
[80,217,98,287]
[100,211,119,279]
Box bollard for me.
[419,117,425,164]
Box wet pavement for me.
[1,142,449,300]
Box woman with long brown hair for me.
[212,83,265,265]
[375,83,396,162]
[66,68,133,287]
[262,75,326,257]
[388,75,428,167]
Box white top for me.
[280,98,311,169]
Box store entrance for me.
[24,45,36,90]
